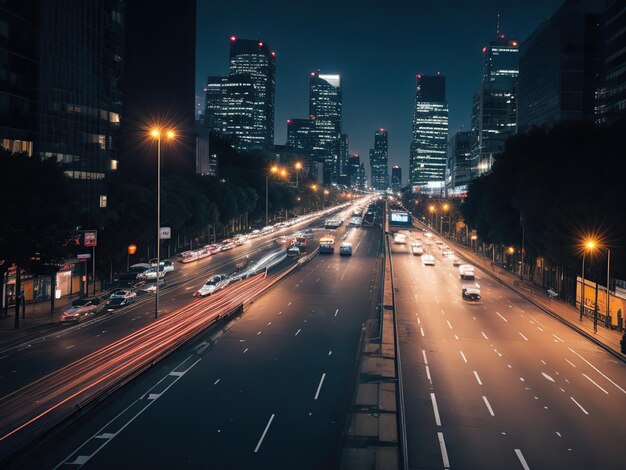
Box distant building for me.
[447,131,472,193]
[517,0,604,131]
[391,166,402,192]
[205,74,255,149]
[338,133,350,185]
[596,0,626,124]
[286,118,313,153]
[369,129,389,190]
[358,162,367,189]
[409,74,449,186]
[273,144,314,181]
[347,153,361,188]
[309,72,342,185]
[470,34,519,178]
[228,37,276,150]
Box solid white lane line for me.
[430,393,442,426]
[552,333,564,342]
[425,365,432,384]
[568,347,626,394]
[422,350,428,365]
[314,373,326,400]
[420,327,425,337]
[583,373,608,394]
[519,332,529,341]
[496,311,508,322]
[295,329,301,336]
[482,396,495,416]
[460,351,468,363]
[565,358,576,368]
[254,414,275,453]
[334,308,339,317]
[437,432,450,469]
[515,449,531,470]
[481,331,489,340]
[473,371,483,385]
[446,320,453,330]
[570,396,589,415]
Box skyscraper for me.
[309,71,342,185]
[470,32,519,178]
[517,0,603,130]
[286,118,313,153]
[447,131,472,192]
[347,153,361,188]
[391,166,402,192]
[369,128,389,190]
[229,37,276,150]
[409,74,449,186]
[338,133,350,185]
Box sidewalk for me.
[446,235,625,361]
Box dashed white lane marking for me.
[537,327,544,332]
[473,371,483,385]
[570,396,589,415]
[295,329,301,336]
[519,332,529,341]
[460,351,468,363]
[328,350,332,356]
[425,365,432,384]
[568,347,626,395]
[267,322,272,326]
[552,333,564,342]
[213,379,220,385]
[334,308,339,317]
[582,373,608,394]
[314,373,326,400]
[482,396,495,416]
[556,431,562,437]
[420,327,425,337]
[243,348,249,354]
[515,449,531,470]
[254,414,275,453]
[496,311,508,322]
[481,331,489,340]
[257,331,262,336]
[446,320,453,330]
[430,393,442,426]
[66,345,75,349]
[422,350,428,365]
[565,358,576,368]
[437,432,450,469]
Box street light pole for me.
[580,252,586,321]
[265,174,269,227]
[155,133,161,320]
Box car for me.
[423,231,433,239]
[194,274,230,297]
[393,233,407,244]
[422,254,435,266]
[452,258,462,266]
[136,267,166,281]
[106,290,137,310]
[287,246,301,257]
[139,279,165,294]
[462,283,481,301]
[459,264,475,280]
[61,297,104,322]
[339,242,353,256]
[412,245,424,256]
[128,263,151,273]
[109,289,137,301]
[149,259,175,273]
[442,248,454,257]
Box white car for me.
[137,267,165,280]
[422,254,435,266]
[412,245,424,256]
[194,274,230,297]
[393,233,407,244]
[61,297,104,322]
[459,264,475,280]
[442,248,454,257]
[150,259,174,273]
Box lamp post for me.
[442,203,449,237]
[310,184,318,210]
[150,128,175,319]
[265,165,278,226]
[579,239,596,322]
[323,189,329,209]
[294,161,302,188]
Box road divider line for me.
[582,373,608,394]
[437,432,450,469]
[425,365,432,383]
[481,331,489,340]
[473,371,482,385]
[565,358,576,368]
[570,396,589,415]
[519,332,528,341]
[422,350,428,365]
[328,350,332,356]
[254,414,275,453]
[420,327,425,337]
[430,393,441,426]
[515,449,530,470]
[295,329,301,336]
[568,347,626,395]
[334,308,339,317]
[552,333,564,342]
[446,320,453,330]
[496,311,508,322]
[243,348,248,354]
[314,373,326,400]
[460,350,468,363]
[213,379,220,385]
[482,396,495,416]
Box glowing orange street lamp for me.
[149,127,175,319]
[266,165,280,226]
[580,238,597,321]
[294,161,303,187]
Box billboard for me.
[389,210,411,227]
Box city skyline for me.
[196,0,563,180]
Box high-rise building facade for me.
[338,133,349,185]
[358,162,367,189]
[229,37,276,150]
[517,0,603,131]
[447,131,472,192]
[470,35,519,178]
[409,74,449,186]
[369,128,389,190]
[596,0,626,124]
[309,72,342,184]
[347,153,360,188]
[204,74,255,149]
[391,166,402,192]
[286,118,313,153]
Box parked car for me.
[61,297,104,322]
[194,274,230,297]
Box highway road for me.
[392,227,626,470]
[20,203,384,469]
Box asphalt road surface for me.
[393,228,626,470]
[20,204,384,468]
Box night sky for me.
[196,0,563,184]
